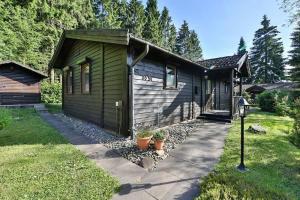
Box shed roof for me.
[0,60,47,78]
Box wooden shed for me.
[0,61,47,105]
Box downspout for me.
[129,44,149,139]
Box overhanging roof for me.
[49,29,208,70]
[0,60,47,78]
[197,53,251,77]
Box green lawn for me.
[45,103,62,113]
[197,111,300,200]
[0,109,119,200]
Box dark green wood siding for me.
[103,44,128,133]
[62,40,128,134]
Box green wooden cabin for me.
[49,29,250,136]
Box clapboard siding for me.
[133,58,202,128]
[62,40,128,134]
[0,65,41,104]
[103,43,127,133]
[63,40,103,126]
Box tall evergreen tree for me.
[289,21,300,82]
[176,20,190,57]
[160,7,172,50]
[237,37,247,55]
[92,0,123,28]
[250,15,285,83]
[0,0,96,71]
[143,0,161,45]
[187,30,203,61]
[168,24,177,53]
[126,0,145,37]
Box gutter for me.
[129,43,149,139]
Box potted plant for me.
[153,131,166,150]
[136,130,153,150]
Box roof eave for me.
[129,35,208,70]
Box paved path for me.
[39,112,229,200]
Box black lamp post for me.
[237,97,250,172]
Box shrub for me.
[275,96,290,116]
[0,109,12,130]
[257,91,277,112]
[257,91,290,115]
[153,131,166,141]
[41,81,62,104]
[137,130,153,138]
[290,98,300,148]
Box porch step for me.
[198,114,232,123]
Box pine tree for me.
[289,21,300,82]
[126,0,145,38]
[93,0,123,28]
[176,20,190,57]
[237,37,247,55]
[168,24,177,52]
[250,15,285,83]
[187,30,203,61]
[0,0,96,71]
[160,7,172,50]
[143,0,161,45]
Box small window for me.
[165,65,177,88]
[67,69,73,94]
[224,82,229,93]
[81,63,90,94]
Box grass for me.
[45,103,62,113]
[197,110,300,200]
[0,108,119,200]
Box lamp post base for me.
[236,164,248,172]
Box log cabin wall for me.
[0,65,41,105]
[133,58,202,129]
[62,40,128,134]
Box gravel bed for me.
[54,113,205,170]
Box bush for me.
[0,109,12,130]
[290,98,300,148]
[257,91,290,116]
[41,81,62,104]
[257,91,277,112]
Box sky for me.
[142,0,294,59]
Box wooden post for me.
[239,75,243,96]
[229,70,234,118]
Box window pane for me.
[166,66,176,87]
[82,63,90,93]
[67,70,72,94]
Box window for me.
[81,63,90,94]
[67,69,73,94]
[165,65,177,88]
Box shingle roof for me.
[0,60,47,78]
[197,54,244,69]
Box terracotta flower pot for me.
[154,139,165,150]
[137,136,152,150]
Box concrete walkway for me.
[39,112,229,200]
